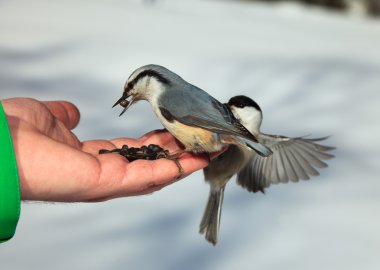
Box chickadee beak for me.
[113,95,135,116]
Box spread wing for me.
[236,135,335,193]
[158,84,258,142]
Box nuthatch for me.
[113,65,273,169]
[200,95,335,245]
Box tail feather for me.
[199,187,225,245]
[245,139,272,157]
[221,135,272,157]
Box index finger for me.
[43,101,81,130]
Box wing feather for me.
[158,84,258,142]
[237,135,335,193]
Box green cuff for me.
[0,101,20,243]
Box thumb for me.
[43,101,81,130]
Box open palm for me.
[2,98,211,202]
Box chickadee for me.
[113,65,272,174]
[200,95,335,245]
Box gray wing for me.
[236,135,335,193]
[158,82,258,142]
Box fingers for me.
[43,101,81,130]
[81,131,226,200]
[137,129,169,142]
[93,151,210,200]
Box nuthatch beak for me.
[113,95,135,116]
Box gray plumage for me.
[199,187,225,246]
[237,135,335,192]
[200,145,251,245]
[199,95,335,245]
[116,64,272,156]
[151,65,272,156]
[113,68,335,246]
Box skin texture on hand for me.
[2,98,213,202]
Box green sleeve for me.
[0,101,20,243]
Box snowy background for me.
[1,0,380,269]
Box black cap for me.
[227,95,261,112]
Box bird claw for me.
[160,152,184,179]
[99,144,184,179]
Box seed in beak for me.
[120,99,129,108]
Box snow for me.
[1,0,380,269]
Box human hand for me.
[2,98,213,202]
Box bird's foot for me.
[157,151,184,179]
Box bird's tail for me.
[244,138,272,157]
[221,135,272,157]
[199,186,225,246]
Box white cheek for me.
[147,80,164,102]
[146,82,168,123]
[231,106,262,133]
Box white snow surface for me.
[1,0,380,269]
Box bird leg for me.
[157,150,185,179]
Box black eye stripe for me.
[125,69,170,91]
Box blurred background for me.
[249,0,380,16]
[0,0,379,269]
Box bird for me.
[113,65,273,178]
[199,95,335,245]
